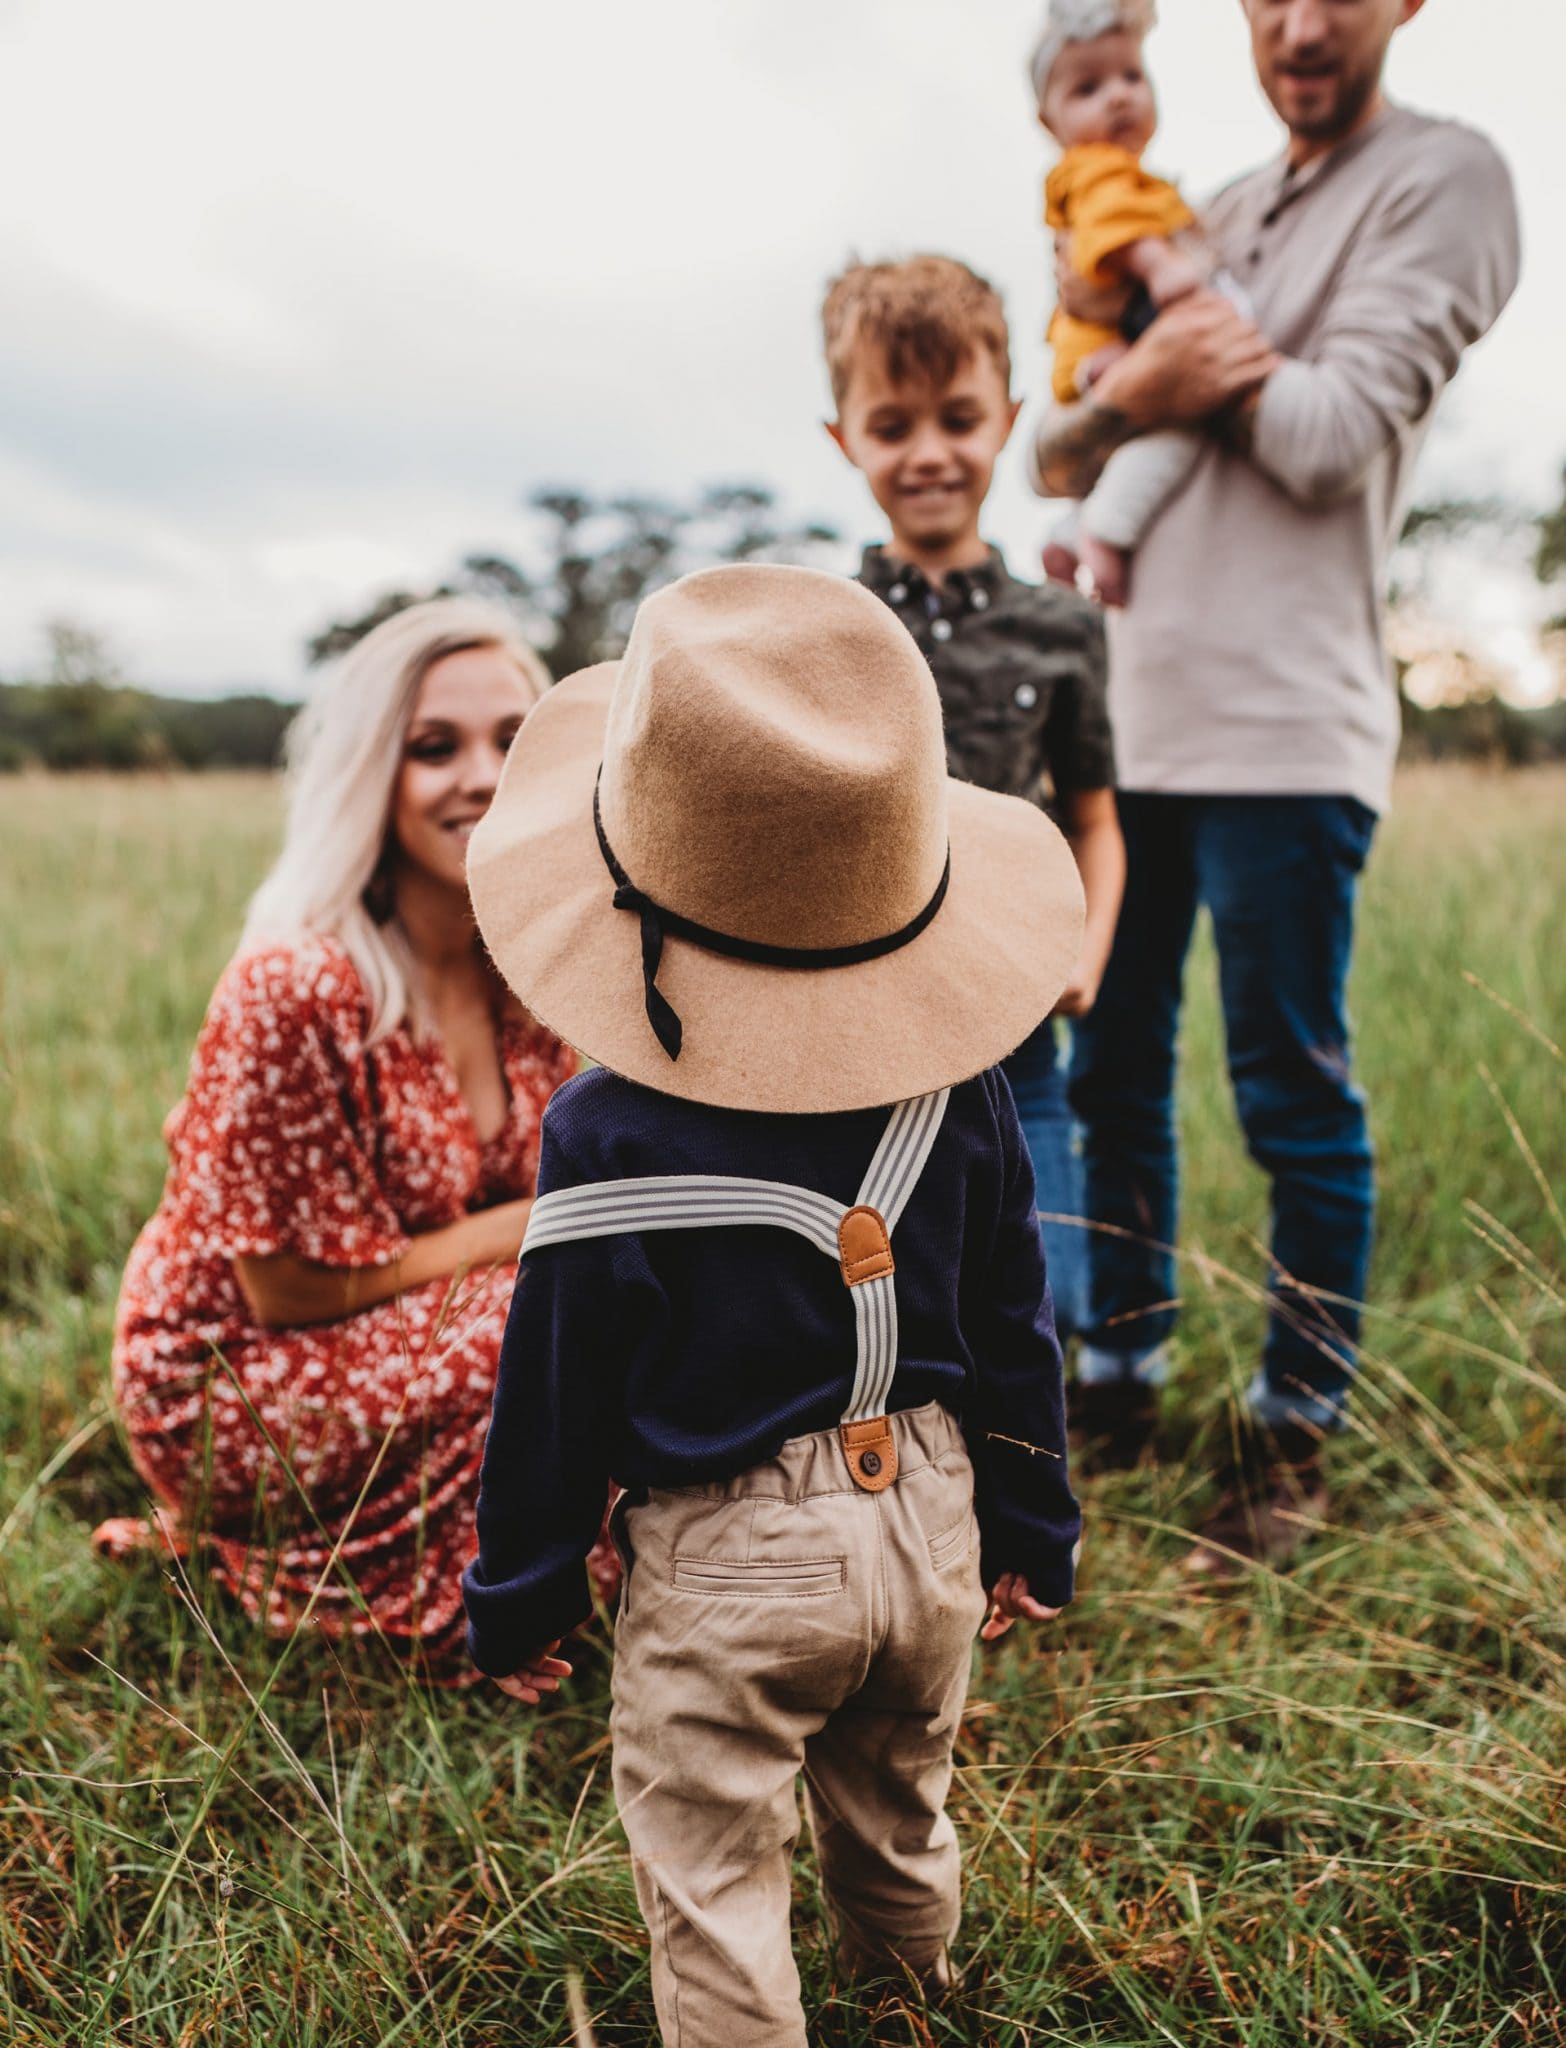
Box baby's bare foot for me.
[1080,533,1131,608]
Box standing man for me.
[1032,0,1520,1567]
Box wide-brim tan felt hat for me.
[467,562,1085,1115]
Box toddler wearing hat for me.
[461,563,1084,2044]
[1032,0,1230,605]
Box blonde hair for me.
[241,597,551,1045]
[821,255,1012,410]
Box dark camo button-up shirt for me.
[858,545,1114,808]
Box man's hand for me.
[981,1573,1064,1642]
[1032,294,1279,501]
[1095,292,1278,431]
[492,1641,573,1705]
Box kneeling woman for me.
[102,599,597,1670]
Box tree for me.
[1386,493,1566,762]
[305,585,460,666]
[0,614,298,772]
[21,621,158,768]
[1388,495,1531,710]
[306,482,839,672]
[1534,465,1566,646]
[44,618,123,690]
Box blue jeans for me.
[1003,1018,1087,1346]
[1068,793,1377,1432]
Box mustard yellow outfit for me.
[1046,141,1196,400]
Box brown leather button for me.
[860,1450,882,1477]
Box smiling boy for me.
[823,256,1125,1367]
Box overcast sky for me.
[1,0,1558,702]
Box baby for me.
[1031,0,1224,606]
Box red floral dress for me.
[106,937,590,1668]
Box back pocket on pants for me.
[671,1555,845,1597]
[927,1512,978,1573]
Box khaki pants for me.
[610,1401,988,2048]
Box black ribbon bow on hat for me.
[613,879,686,1062]
[592,775,951,1063]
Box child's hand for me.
[981,1573,1063,1642]
[1123,237,1206,311]
[1146,249,1206,310]
[1078,533,1131,609]
[492,1641,573,1704]
[1042,538,1082,589]
[1051,962,1102,1019]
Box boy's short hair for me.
[821,256,1012,410]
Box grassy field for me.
[1,766,1563,2046]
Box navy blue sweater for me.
[463,1065,1081,1676]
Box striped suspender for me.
[520,1089,952,1491]
[840,1087,947,1422]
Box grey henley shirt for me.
[1085,104,1521,813]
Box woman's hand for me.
[455,1198,534,1271]
[234,1197,534,1327]
[492,1641,574,1705]
[981,1573,1063,1642]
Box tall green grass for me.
[2,767,1563,2045]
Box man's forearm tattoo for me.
[1034,399,1135,500]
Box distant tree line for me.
[1,483,838,772]
[1388,482,1566,763]
[0,623,295,771]
[0,678,297,771]
[1400,691,1566,767]
[6,475,1566,771]
[306,482,841,669]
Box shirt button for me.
[887,583,908,604]
[930,618,953,642]
[969,588,989,610]
[1014,682,1038,710]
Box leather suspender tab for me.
[838,1205,894,1287]
[840,1416,898,1493]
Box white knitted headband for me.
[1029,0,1157,103]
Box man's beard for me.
[1274,55,1383,144]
